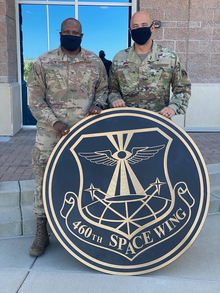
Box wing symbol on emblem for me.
[79,145,165,166]
[78,150,118,166]
[128,145,165,164]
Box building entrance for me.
[18,0,135,125]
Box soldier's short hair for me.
[61,18,82,34]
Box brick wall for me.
[0,0,17,83]
[139,0,220,83]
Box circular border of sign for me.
[43,108,210,275]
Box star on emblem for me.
[149,177,166,195]
[84,184,101,201]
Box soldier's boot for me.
[29,217,50,256]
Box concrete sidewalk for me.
[0,213,219,293]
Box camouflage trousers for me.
[32,127,60,217]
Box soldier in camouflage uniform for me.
[108,11,191,118]
[27,18,108,256]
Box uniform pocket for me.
[120,65,139,97]
[74,63,99,96]
[46,68,67,91]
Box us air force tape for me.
[43,108,210,275]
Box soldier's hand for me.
[111,99,126,108]
[85,105,102,117]
[158,107,175,119]
[53,121,69,137]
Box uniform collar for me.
[128,41,158,64]
[57,45,88,62]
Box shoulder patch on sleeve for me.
[181,69,188,78]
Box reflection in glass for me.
[79,6,130,61]
[49,6,75,50]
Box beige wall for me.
[172,83,220,129]
[185,83,220,128]
[0,83,21,135]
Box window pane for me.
[21,4,47,60]
[79,6,130,61]
[21,4,48,125]
[49,6,75,50]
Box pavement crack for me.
[16,257,38,292]
[18,181,24,236]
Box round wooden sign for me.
[43,108,210,275]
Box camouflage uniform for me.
[108,41,191,114]
[27,46,108,217]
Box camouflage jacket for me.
[108,41,191,114]
[27,46,108,129]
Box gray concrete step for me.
[207,163,220,214]
[0,164,220,238]
[0,180,49,238]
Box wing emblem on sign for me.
[78,150,118,166]
[79,145,165,166]
[68,131,173,238]
[79,145,165,199]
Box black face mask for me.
[60,35,81,51]
[131,25,152,45]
